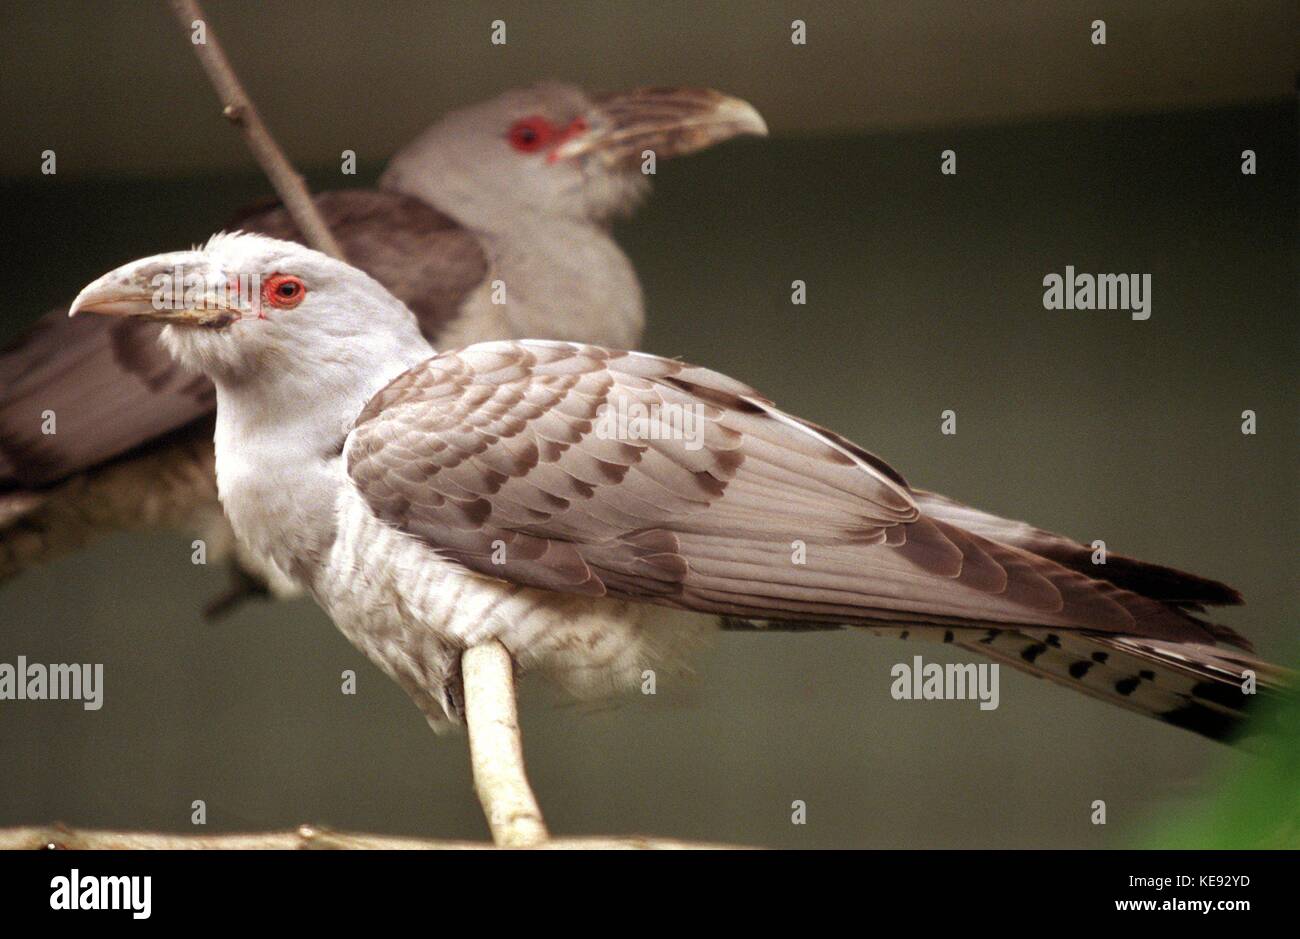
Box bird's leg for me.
[202,560,273,621]
[461,641,549,847]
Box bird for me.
[0,83,767,611]
[66,232,1285,743]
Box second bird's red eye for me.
[262,274,306,310]
[508,116,554,153]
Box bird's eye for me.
[508,116,554,153]
[262,273,306,310]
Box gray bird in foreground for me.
[0,83,767,610]
[67,233,1285,743]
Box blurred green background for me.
[0,1,1296,847]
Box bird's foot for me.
[202,562,274,620]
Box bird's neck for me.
[379,170,645,350]
[449,217,644,350]
[210,339,431,588]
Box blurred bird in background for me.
[0,82,767,613]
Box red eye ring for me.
[262,273,306,310]
[507,116,554,153]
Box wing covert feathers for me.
[346,341,1250,653]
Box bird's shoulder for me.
[352,340,767,420]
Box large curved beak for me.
[70,250,245,327]
[550,86,768,165]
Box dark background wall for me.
[0,2,1296,847]
[2,0,1295,178]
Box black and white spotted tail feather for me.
[956,629,1280,743]
[722,618,1285,743]
[721,491,1286,743]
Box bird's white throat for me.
[207,331,431,590]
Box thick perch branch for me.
[167,0,347,260]
[462,641,549,846]
[0,825,734,850]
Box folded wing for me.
[346,340,1239,648]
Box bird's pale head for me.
[379,81,767,228]
[70,233,427,386]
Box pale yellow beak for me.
[550,86,768,165]
[70,251,246,327]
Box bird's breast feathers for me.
[317,480,711,724]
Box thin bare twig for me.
[167,0,347,260]
[463,641,550,846]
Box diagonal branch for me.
[167,0,346,260]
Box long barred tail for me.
[954,628,1287,743]
[719,487,1288,744]
[723,616,1287,744]
[908,491,1288,743]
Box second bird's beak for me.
[70,251,244,327]
[551,86,768,165]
